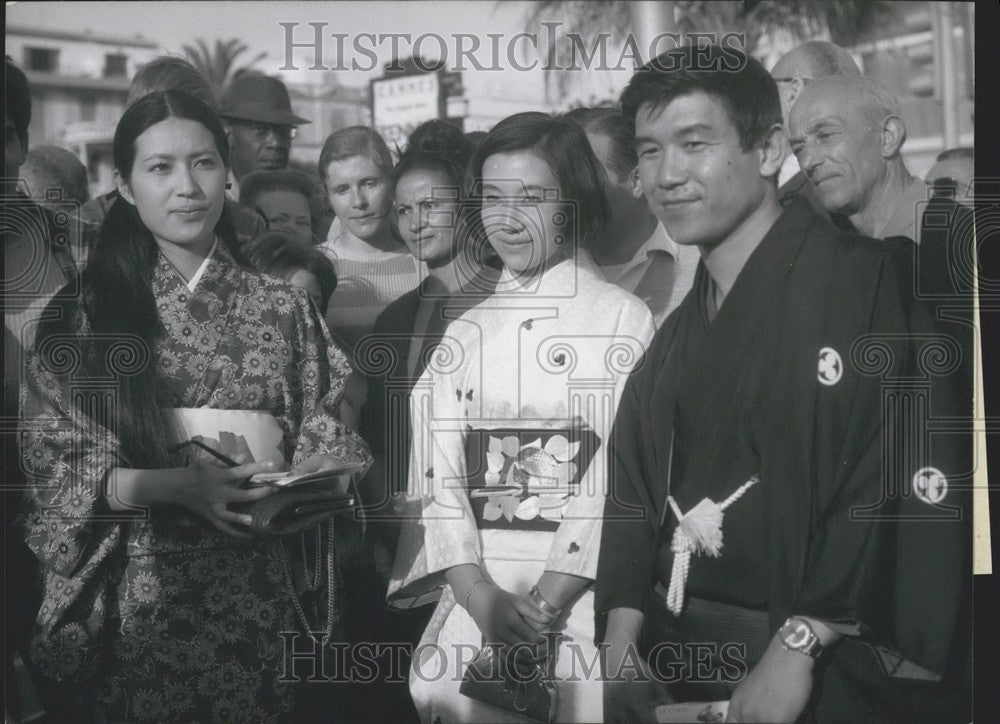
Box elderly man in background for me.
[563,106,697,327]
[769,40,861,208]
[218,73,310,200]
[789,74,975,295]
[789,75,937,242]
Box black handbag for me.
[244,487,356,536]
[459,644,558,723]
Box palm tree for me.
[523,0,894,106]
[526,0,632,105]
[182,38,267,103]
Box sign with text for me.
[372,73,441,149]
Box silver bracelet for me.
[464,579,489,611]
[528,585,562,617]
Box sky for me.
[7,1,643,107]
[8,1,539,87]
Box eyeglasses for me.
[772,77,812,85]
[238,121,297,141]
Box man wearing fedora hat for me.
[219,72,310,199]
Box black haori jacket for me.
[596,198,972,720]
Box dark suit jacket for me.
[356,281,450,519]
[778,169,828,218]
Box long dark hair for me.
[42,91,239,468]
[393,119,474,189]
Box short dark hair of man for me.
[243,230,338,314]
[620,44,781,153]
[5,56,32,148]
[239,168,318,210]
[562,107,636,183]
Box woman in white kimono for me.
[388,112,655,723]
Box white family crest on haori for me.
[818,346,843,386]
[912,466,948,505]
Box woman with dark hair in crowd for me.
[345,119,495,722]
[387,112,655,722]
[317,126,423,357]
[19,90,370,721]
[243,228,338,314]
[241,169,324,248]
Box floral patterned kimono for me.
[19,242,371,721]
[387,252,655,723]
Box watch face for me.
[783,619,812,649]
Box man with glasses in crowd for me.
[218,73,310,201]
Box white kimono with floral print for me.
[388,252,654,723]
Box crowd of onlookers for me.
[3,35,975,722]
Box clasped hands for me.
[466,580,558,672]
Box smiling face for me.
[253,189,313,247]
[634,91,774,249]
[480,151,568,275]
[788,86,887,216]
[117,116,227,251]
[323,154,393,242]
[395,168,460,267]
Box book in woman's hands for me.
[248,462,368,489]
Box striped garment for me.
[319,228,424,359]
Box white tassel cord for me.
[664,475,760,615]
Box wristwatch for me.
[778,617,825,659]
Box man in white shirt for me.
[564,107,697,327]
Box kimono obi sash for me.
[165,407,287,467]
[463,422,600,533]
[123,409,287,557]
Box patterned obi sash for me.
[165,407,286,466]
[464,422,600,533]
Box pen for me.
[167,438,241,468]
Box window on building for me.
[24,47,59,72]
[103,53,128,77]
[80,95,97,123]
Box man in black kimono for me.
[596,46,971,722]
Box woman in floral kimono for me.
[19,90,371,721]
[387,113,655,723]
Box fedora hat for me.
[219,74,310,126]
